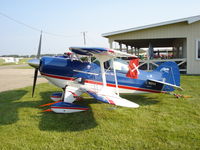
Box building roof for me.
[102,15,200,37]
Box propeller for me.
[31,31,42,97]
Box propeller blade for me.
[31,31,42,97]
[37,31,42,59]
[32,68,38,97]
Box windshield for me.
[112,58,129,72]
[94,58,129,73]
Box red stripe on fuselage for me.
[41,73,74,80]
[84,79,161,93]
[41,73,161,93]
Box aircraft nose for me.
[28,59,40,68]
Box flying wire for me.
[0,11,78,38]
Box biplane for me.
[28,34,182,113]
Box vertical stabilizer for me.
[155,61,180,91]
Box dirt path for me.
[0,64,28,69]
[0,65,47,92]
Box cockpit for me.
[59,51,139,78]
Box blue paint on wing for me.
[86,91,109,104]
[69,47,108,56]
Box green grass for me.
[15,65,33,69]
[18,58,31,64]
[0,58,4,64]
[0,58,15,66]
[0,58,31,66]
[0,75,200,149]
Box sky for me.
[0,0,200,55]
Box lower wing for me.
[84,88,139,108]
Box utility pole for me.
[81,32,87,46]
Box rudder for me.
[155,61,180,91]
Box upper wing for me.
[69,47,137,58]
[84,88,139,108]
[148,79,183,90]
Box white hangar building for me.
[102,15,200,74]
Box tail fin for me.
[155,61,180,91]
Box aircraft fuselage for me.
[39,56,172,94]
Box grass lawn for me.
[0,58,31,66]
[0,75,200,149]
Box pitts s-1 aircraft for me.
[28,34,182,113]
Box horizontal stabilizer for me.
[148,79,183,90]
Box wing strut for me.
[111,58,119,96]
[99,60,107,87]
[95,54,111,88]
[95,54,119,95]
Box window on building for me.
[196,40,200,60]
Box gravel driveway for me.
[0,65,47,92]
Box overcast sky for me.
[0,0,200,55]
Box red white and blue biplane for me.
[28,34,182,113]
